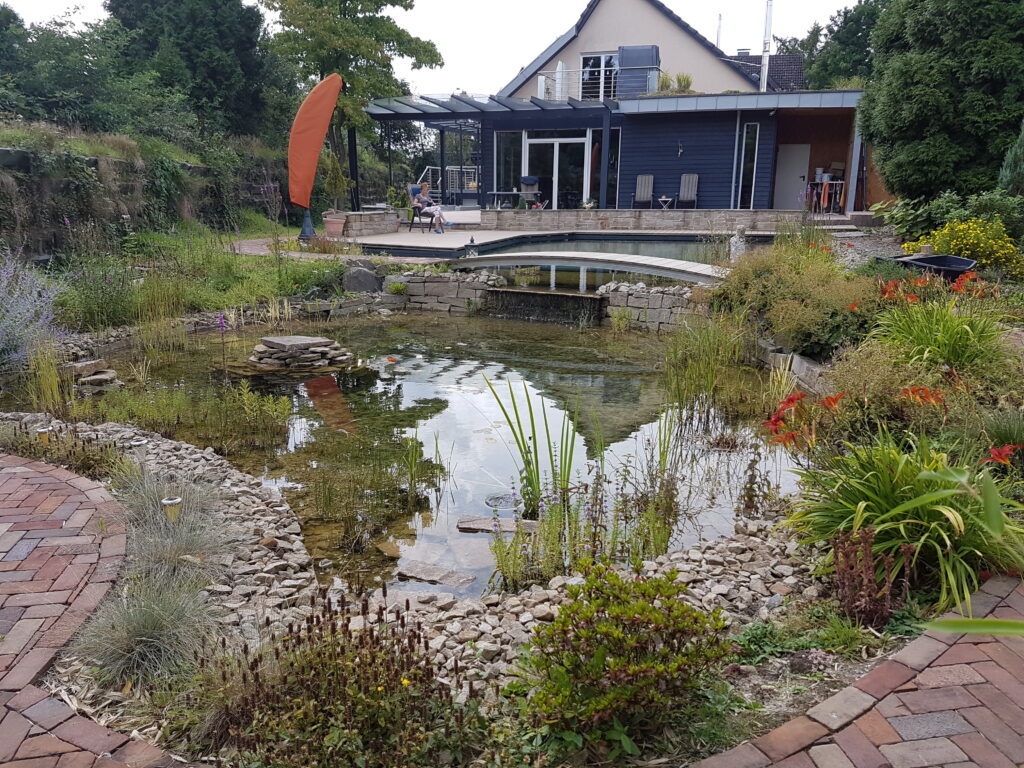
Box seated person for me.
[413,183,452,233]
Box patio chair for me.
[631,174,654,208]
[676,174,698,209]
[407,184,432,233]
[520,176,548,209]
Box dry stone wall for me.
[597,281,705,332]
[480,208,804,232]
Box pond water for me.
[88,315,795,597]
[484,236,723,264]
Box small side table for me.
[656,196,676,210]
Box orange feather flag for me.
[288,73,344,209]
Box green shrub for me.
[386,280,408,296]
[903,217,1024,278]
[714,241,880,360]
[789,430,1024,610]
[999,119,1024,197]
[164,592,488,767]
[56,255,138,330]
[870,300,1010,372]
[851,258,915,282]
[519,562,730,759]
[73,577,214,685]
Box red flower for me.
[912,277,930,288]
[817,393,846,410]
[845,243,855,248]
[762,412,786,435]
[846,301,861,311]
[949,280,966,293]
[904,293,920,303]
[821,246,833,254]
[963,271,979,281]
[981,445,1023,466]
[386,356,398,362]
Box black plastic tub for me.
[900,254,978,279]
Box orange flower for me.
[846,301,861,311]
[771,430,800,447]
[821,246,833,254]
[949,280,966,293]
[912,277,930,288]
[777,392,807,413]
[386,356,398,362]
[981,445,1023,466]
[817,393,846,410]
[900,386,946,406]
[963,271,978,281]
[904,293,920,303]
[809,242,817,248]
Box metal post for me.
[299,209,315,241]
[439,128,448,206]
[550,265,556,290]
[386,122,394,188]
[347,124,360,211]
[579,266,587,293]
[458,127,465,207]
[599,107,612,209]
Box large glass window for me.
[581,54,618,100]
[495,131,522,193]
[588,128,621,207]
[738,123,760,209]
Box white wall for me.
[510,0,755,99]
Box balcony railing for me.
[535,65,663,102]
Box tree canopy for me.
[806,0,888,89]
[859,0,1024,199]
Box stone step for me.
[396,560,475,588]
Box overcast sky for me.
[7,0,852,95]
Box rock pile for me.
[249,335,353,371]
[59,358,122,394]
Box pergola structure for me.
[366,94,617,209]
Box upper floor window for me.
[581,54,618,100]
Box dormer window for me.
[581,53,618,100]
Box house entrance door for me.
[773,144,811,209]
[526,139,587,210]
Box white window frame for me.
[737,122,760,210]
[580,53,618,100]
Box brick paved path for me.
[694,574,1024,768]
[0,454,175,768]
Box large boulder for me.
[342,266,383,294]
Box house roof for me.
[617,89,862,114]
[497,0,762,97]
[723,54,807,91]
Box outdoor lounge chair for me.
[676,174,698,209]
[408,184,432,232]
[631,174,654,208]
[520,176,549,209]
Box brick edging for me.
[689,574,1024,767]
[0,454,192,768]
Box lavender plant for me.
[0,250,58,371]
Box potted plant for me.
[322,209,347,237]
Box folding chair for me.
[408,184,432,232]
[676,174,698,209]
[631,174,654,208]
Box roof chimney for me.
[737,48,751,56]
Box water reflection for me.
[101,315,796,597]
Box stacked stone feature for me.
[250,336,352,371]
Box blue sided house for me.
[366,0,888,215]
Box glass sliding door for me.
[588,128,620,207]
[557,142,585,210]
[737,123,760,209]
[494,132,523,196]
[527,142,554,208]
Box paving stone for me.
[15,734,78,758]
[933,644,988,665]
[855,709,902,746]
[959,707,1024,762]
[55,753,98,768]
[689,743,770,768]
[972,661,1024,707]
[0,757,61,768]
[854,661,918,699]
[951,732,1016,768]
[0,647,57,690]
[5,684,48,711]
[888,711,975,740]
[754,717,829,762]
[0,710,33,760]
[808,744,855,768]
[964,684,1024,733]
[898,686,981,713]
[830,723,890,768]
[977,642,1024,679]
[880,738,968,768]
[915,663,986,688]
[23,696,75,729]
[773,754,816,768]
[53,716,129,754]
[807,687,876,731]
[892,636,951,671]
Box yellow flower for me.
[401,678,411,686]
[376,686,384,691]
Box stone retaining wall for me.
[597,281,704,333]
[480,208,804,232]
[341,211,400,237]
